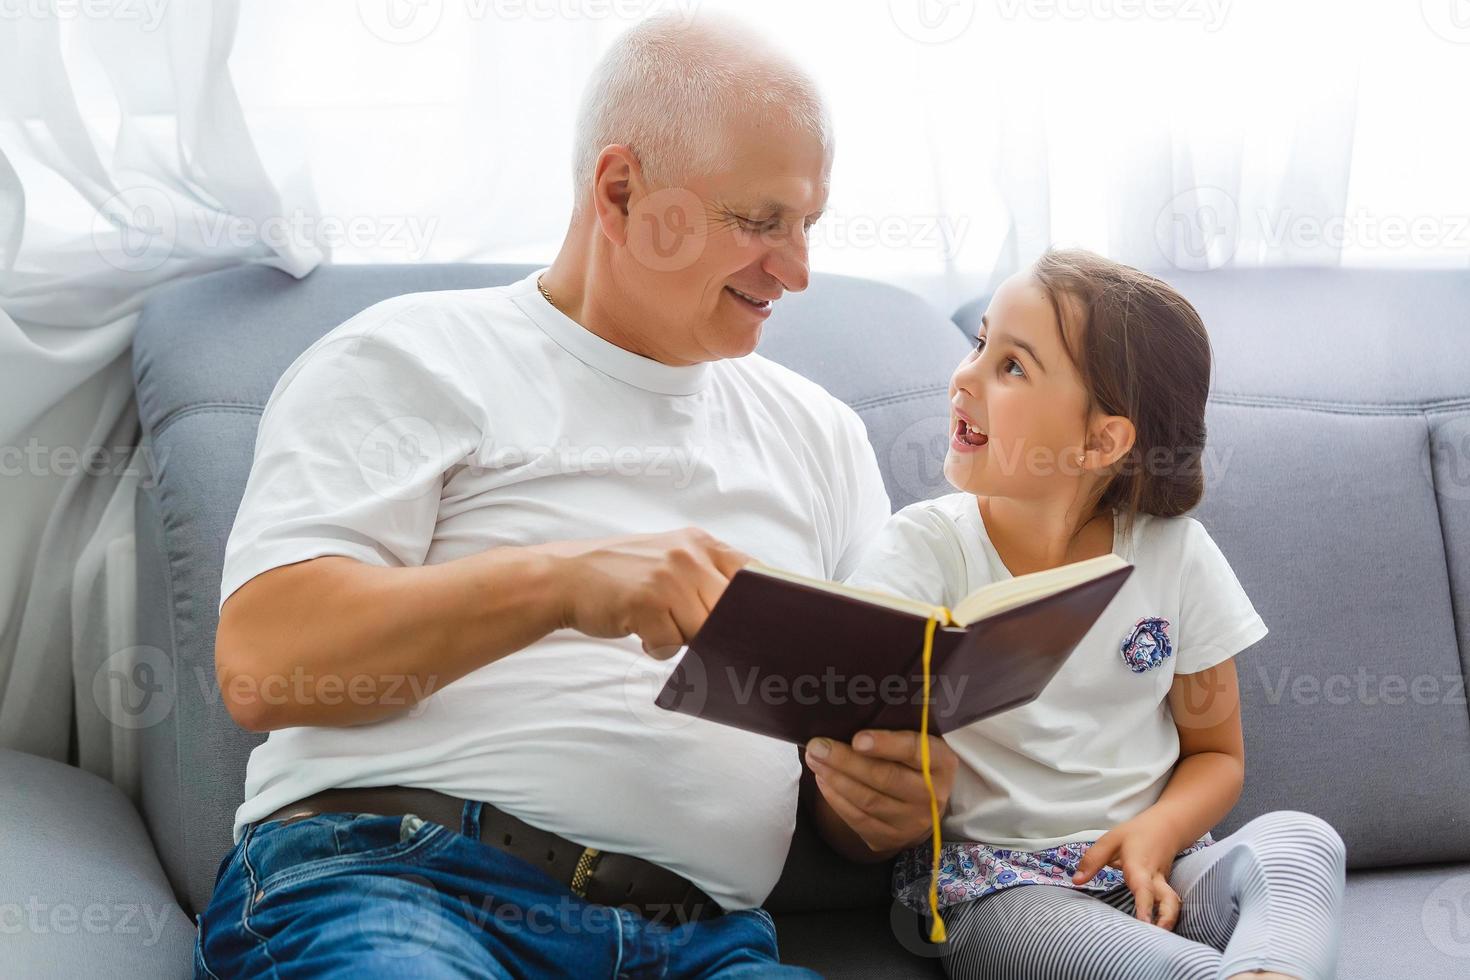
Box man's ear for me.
[591,144,638,246]
[1087,414,1136,470]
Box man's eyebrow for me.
[979,315,1046,374]
[731,198,823,219]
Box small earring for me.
[1077,454,1086,465]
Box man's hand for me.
[541,527,751,659]
[805,730,957,860]
[1071,811,1182,930]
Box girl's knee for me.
[1241,809,1346,867]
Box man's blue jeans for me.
[195,800,818,978]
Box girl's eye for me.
[1004,358,1025,378]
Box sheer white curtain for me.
[0,1,319,796]
[227,0,1470,303]
[2,0,1466,794]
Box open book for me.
[654,553,1133,744]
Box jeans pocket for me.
[247,811,447,899]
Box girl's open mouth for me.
[953,417,988,449]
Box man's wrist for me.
[526,546,576,633]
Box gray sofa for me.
[4,263,1469,978]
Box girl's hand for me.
[1071,813,1182,930]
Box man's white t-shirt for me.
[221,269,892,910]
[845,492,1268,851]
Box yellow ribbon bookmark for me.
[919,612,947,944]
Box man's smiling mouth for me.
[725,286,774,312]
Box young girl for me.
[845,250,1346,980]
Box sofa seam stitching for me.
[1423,407,1470,732]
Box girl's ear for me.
[1087,414,1136,469]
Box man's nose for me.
[763,224,811,294]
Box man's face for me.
[616,113,830,364]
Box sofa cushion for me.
[0,749,197,979]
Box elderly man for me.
[196,13,956,978]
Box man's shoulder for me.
[297,281,537,370]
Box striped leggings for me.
[936,811,1347,980]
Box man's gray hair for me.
[570,13,831,214]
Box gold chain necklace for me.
[536,275,555,309]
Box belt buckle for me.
[568,846,602,899]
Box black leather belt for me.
[260,786,723,924]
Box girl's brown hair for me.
[1030,249,1213,538]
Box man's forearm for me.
[216,546,567,731]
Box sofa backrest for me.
[956,268,1470,869]
[131,264,968,914]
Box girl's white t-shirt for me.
[845,492,1269,851]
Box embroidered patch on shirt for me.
[1121,617,1173,673]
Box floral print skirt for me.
[893,833,1215,913]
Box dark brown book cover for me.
[654,564,1133,744]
